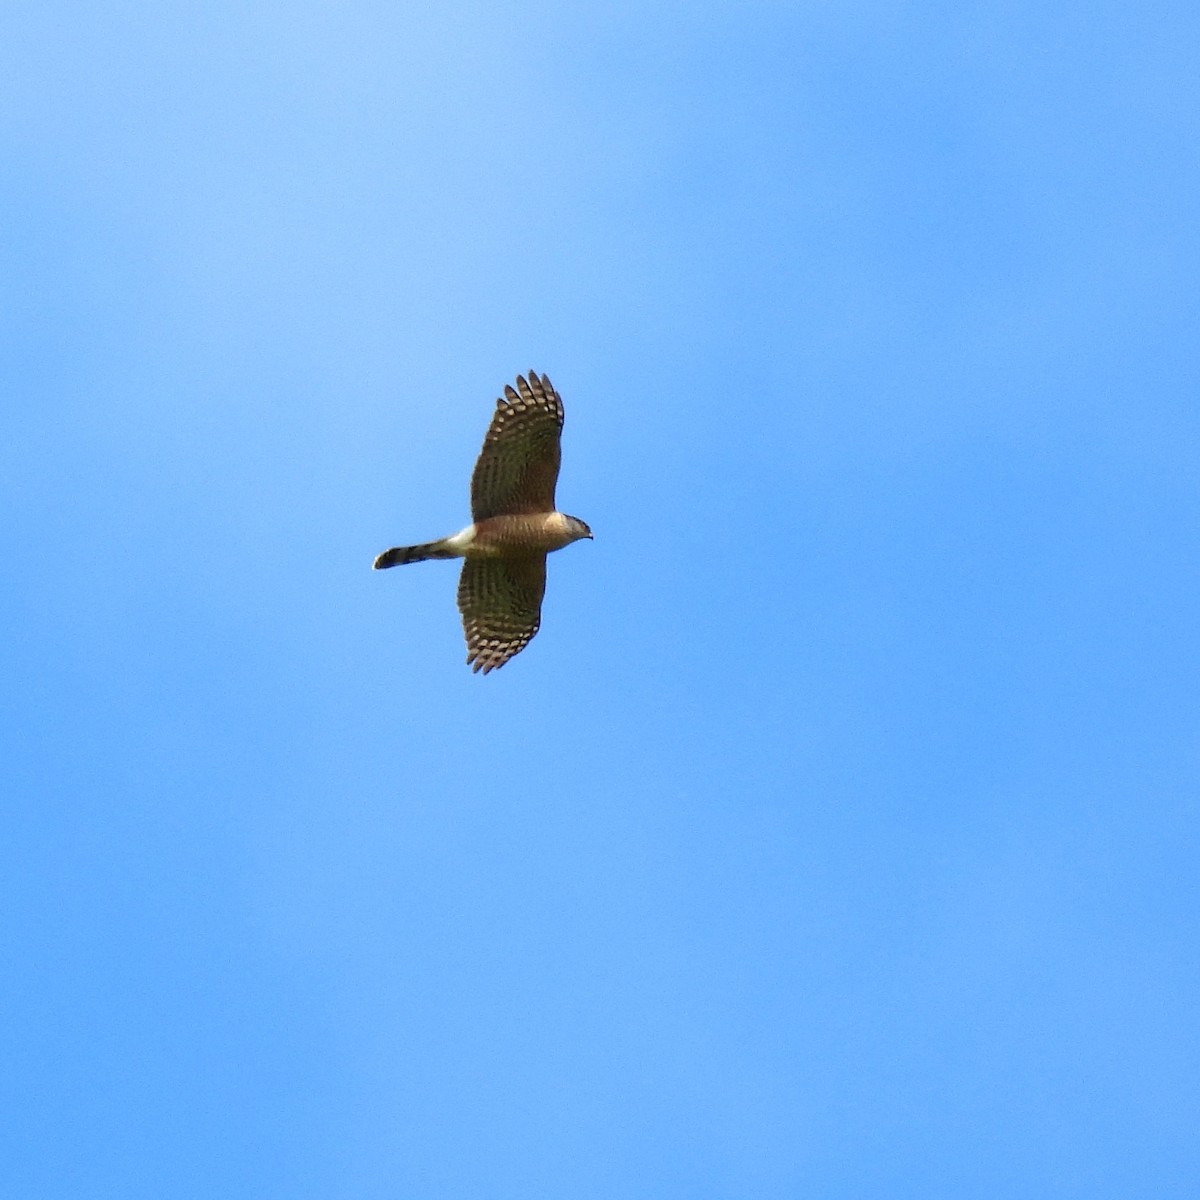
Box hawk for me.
[373,371,592,673]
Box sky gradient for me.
[3,2,1198,1196]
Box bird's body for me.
[375,512,585,567]
[373,371,591,673]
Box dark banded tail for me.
[372,540,456,569]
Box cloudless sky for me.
[3,2,1198,1196]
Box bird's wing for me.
[470,372,563,520]
[457,554,547,673]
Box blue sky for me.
[3,2,1198,1196]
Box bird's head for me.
[563,515,593,542]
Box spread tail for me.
[373,540,457,569]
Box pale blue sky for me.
[3,3,1198,1197]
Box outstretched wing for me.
[457,555,548,673]
[470,372,564,520]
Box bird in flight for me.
[373,371,592,673]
